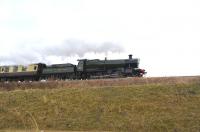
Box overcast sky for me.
[0,0,200,77]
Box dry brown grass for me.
[0,76,200,131]
[1,76,200,91]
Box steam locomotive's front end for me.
[132,68,146,77]
[126,54,146,77]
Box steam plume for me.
[0,39,124,65]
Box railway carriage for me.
[0,63,45,81]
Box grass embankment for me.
[0,76,200,131]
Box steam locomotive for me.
[0,55,146,81]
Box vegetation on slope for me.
[0,77,200,131]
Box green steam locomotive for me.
[0,55,146,81]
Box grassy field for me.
[0,76,200,131]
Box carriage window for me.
[34,66,37,70]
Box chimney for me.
[129,54,132,60]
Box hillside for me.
[0,76,200,131]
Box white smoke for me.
[0,39,124,65]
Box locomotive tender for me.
[0,55,146,81]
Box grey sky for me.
[0,0,200,76]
